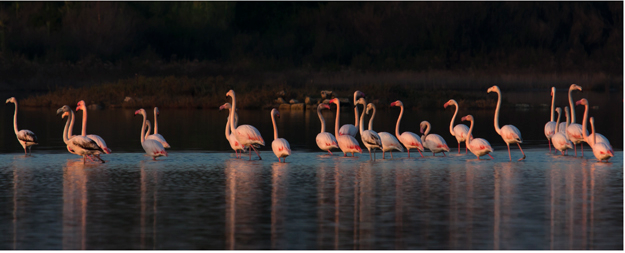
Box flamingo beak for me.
[575,100,582,106]
[443,102,449,108]
[134,110,140,115]
[219,105,225,110]
[461,116,466,121]
[420,127,424,134]
[390,102,396,107]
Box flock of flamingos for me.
[5,84,615,164]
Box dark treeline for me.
[0,2,622,74]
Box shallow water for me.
[0,150,622,250]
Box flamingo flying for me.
[329,98,362,156]
[356,97,382,160]
[444,99,471,154]
[145,107,170,148]
[220,103,247,158]
[390,100,424,158]
[315,103,339,155]
[420,121,450,156]
[6,97,37,155]
[544,87,557,152]
[135,108,168,160]
[589,117,614,162]
[460,115,494,159]
[338,90,365,137]
[76,100,112,158]
[226,90,265,160]
[551,107,573,155]
[576,98,612,151]
[57,106,104,163]
[270,109,291,162]
[566,84,587,157]
[366,103,403,159]
[487,85,526,161]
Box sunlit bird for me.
[220,102,247,158]
[146,107,170,148]
[315,103,339,155]
[551,107,573,155]
[420,120,450,156]
[488,85,526,161]
[76,100,112,158]
[226,90,265,160]
[391,100,424,158]
[444,99,471,154]
[5,97,38,155]
[135,108,167,160]
[338,90,365,138]
[461,115,494,159]
[367,102,403,159]
[270,109,291,162]
[330,98,362,156]
[544,87,557,152]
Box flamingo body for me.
[142,138,168,159]
[592,142,614,162]
[337,135,362,155]
[235,125,265,147]
[6,97,38,155]
[147,134,170,149]
[379,132,404,152]
[398,132,424,152]
[453,124,471,143]
[339,125,358,137]
[422,134,450,154]
[272,138,291,160]
[86,134,112,154]
[544,122,556,140]
[467,137,493,158]
[316,132,339,152]
[558,122,567,134]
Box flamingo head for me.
[154,107,160,115]
[355,97,366,106]
[219,103,231,111]
[419,121,428,134]
[226,90,235,98]
[318,103,331,110]
[134,108,146,116]
[443,99,456,109]
[589,116,594,125]
[570,84,582,92]
[56,105,72,115]
[76,100,86,111]
[329,98,339,105]
[487,85,499,94]
[575,98,588,106]
[461,115,473,122]
[365,103,375,114]
[61,111,70,119]
[354,90,365,100]
[550,87,555,96]
[271,108,280,118]
[390,100,403,107]
[555,107,562,114]
[5,97,16,104]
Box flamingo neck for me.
[225,115,231,139]
[317,106,326,133]
[465,118,474,148]
[564,107,570,128]
[568,87,576,123]
[11,102,19,135]
[145,120,152,140]
[80,108,87,136]
[549,90,555,122]
[395,104,404,138]
[353,96,360,128]
[271,112,279,140]
[423,121,431,138]
[62,112,70,144]
[68,110,76,140]
[359,103,366,134]
[153,109,159,134]
[590,118,596,147]
[449,103,458,136]
[368,106,376,131]
[334,102,340,137]
[140,113,146,143]
[555,109,561,132]
[581,103,589,141]
[493,89,502,135]
[229,94,237,134]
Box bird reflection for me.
[271,162,289,249]
[493,163,514,250]
[224,159,261,250]
[140,161,160,249]
[353,162,375,249]
[62,160,88,250]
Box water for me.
[0,151,621,249]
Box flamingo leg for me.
[344,153,347,157]
[488,154,494,160]
[83,156,86,164]
[29,146,33,156]
[418,149,424,158]
[390,151,393,159]
[373,149,376,160]
[369,149,372,160]
[465,146,468,154]
[443,152,446,157]
[574,144,578,157]
[507,143,512,161]
[407,149,410,158]
[328,150,333,155]
[458,142,461,154]
[95,155,106,163]
[249,145,262,160]
[249,147,252,160]
[24,148,27,156]
[581,143,584,157]
[383,151,385,159]
[517,143,526,161]
[548,139,551,152]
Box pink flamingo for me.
[315,103,339,155]
[551,107,573,155]
[135,109,167,160]
[226,90,265,160]
[589,117,614,162]
[543,87,557,152]
[220,103,247,158]
[6,97,38,155]
[76,101,112,157]
[487,85,526,161]
[420,121,450,156]
[270,109,291,162]
[367,103,403,159]
[444,99,471,154]
[330,98,362,156]
[356,98,382,160]
[566,84,587,157]
[338,90,365,137]
[146,107,170,148]
[576,98,611,149]
[390,100,424,158]
[58,106,105,163]
[461,115,494,159]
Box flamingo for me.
[390,100,424,158]
[135,109,168,160]
[565,84,587,157]
[356,98,382,160]
[338,90,365,137]
[5,97,37,155]
[329,98,362,156]
[270,109,291,162]
[57,106,105,163]
[551,107,573,155]
[220,103,247,158]
[226,90,265,160]
[76,101,112,157]
[315,103,339,154]
[460,115,494,159]
[487,85,526,161]
[576,98,611,148]
[420,121,450,156]
[145,107,170,148]
[366,103,403,159]
[589,117,614,162]
[544,87,557,152]
[444,99,471,154]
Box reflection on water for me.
[0,152,622,249]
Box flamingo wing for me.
[70,136,103,153]
[558,122,567,134]
[566,123,586,144]
[424,133,449,152]
[453,124,471,142]
[17,129,38,144]
[142,139,167,157]
[399,131,424,151]
[552,132,573,151]
[501,125,523,143]
[272,138,292,158]
[339,124,358,137]
[147,133,170,148]
[316,132,339,150]
[379,132,404,152]
[236,124,265,146]
[361,130,382,147]
[544,121,556,139]
[86,134,112,154]
[592,142,614,161]
[337,135,362,154]
[228,133,247,152]
[469,137,493,154]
